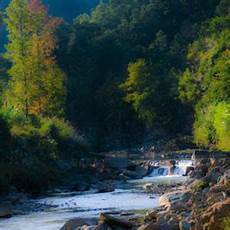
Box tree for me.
[4,0,31,115]
[178,16,230,150]
[4,0,65,117]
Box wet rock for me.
[145,210,158,222]
[184,166,194,176]
[169,160,176,167]
[168,166,175,175]
[98,213,133,229]
[60,218,97,230]
[159,190,191,208]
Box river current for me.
[0,160,191,230]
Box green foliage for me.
[179,16,230,151]
[0,110,88,194]
[191,179,208,192]
[120,59,156,124]
[56,0,223,142]
[0,0,229,193]
[194,103,230,150]
[4,0,66,117]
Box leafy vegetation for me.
[179,15,230,151]
[0,0,229,193]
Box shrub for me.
[194,103,230,151]
[0,110,89,194]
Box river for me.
[0,160,192,230]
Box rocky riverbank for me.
[60,153,230,230]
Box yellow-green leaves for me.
[4,0,66,117]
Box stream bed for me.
[0,160,191,230]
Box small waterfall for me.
[149,166,169,176]
[148,160,192,177]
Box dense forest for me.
[0,0,229,194]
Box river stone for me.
[184,166,194,176]
[145,210,158,221]
[98,213,133,229]
[60,218,97,230]
[200,198,230,230]
[159,190,190,207]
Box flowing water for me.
[0,160,192,230]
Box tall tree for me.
[4,0,65,117]
[4,0,31,115]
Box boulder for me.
[184,166,194,176]
[220,169,230,187]
[200,198,230,230]
[159,190,191,208]
[98,213,133,229]
[169,166,176,175]
[145,210,158,222]
[60,218,97,230]
[168,160,176,167]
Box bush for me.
[0,110,89,194]
[194,103,230,151]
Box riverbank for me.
[0,159,192,230]
[0,151,229,230]
[59,153,230,230]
